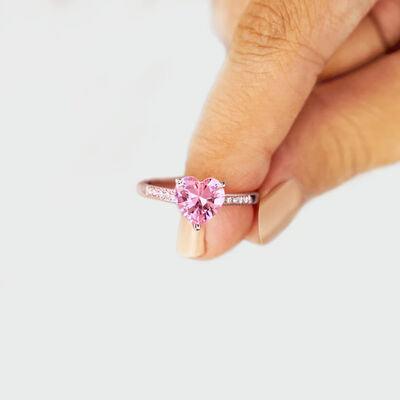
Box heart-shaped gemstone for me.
[175,176,225,226]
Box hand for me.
[177,0,400,259]
[212,0,400,80]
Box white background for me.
[0,1,400,399]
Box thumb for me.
[178,0,378,259]
[250,51,400,244]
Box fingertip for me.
[198,206,254,260]
[177,218,206,259]
[246,179,304,246]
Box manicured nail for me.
[258,179,304,244]
[177,218,206,258]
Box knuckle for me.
[233,1,294,58]
[320,115,372,190]
[291,91,373,195]
[331,107,374,180]
[230,0,325,71]
[345,126,373,176]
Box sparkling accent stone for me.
[175,176,225,226]
[223,194,252,205]
[145,185,177,203]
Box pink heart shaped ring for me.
[137,176,259,231]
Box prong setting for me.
[175,178,183,186]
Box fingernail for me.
[258,179,304,244]
[177,218,206,258]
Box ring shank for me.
[137,178,259,205]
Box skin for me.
[181,0,400,259]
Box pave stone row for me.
[145,185,257,205]
[224,194,255,205]
[145,185,177,203]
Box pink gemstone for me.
[175,176,225,226]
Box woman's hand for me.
[177,0,400,259]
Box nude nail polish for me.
[177,218,206,258]
[258,179,304,244]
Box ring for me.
[137,176,259,230]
